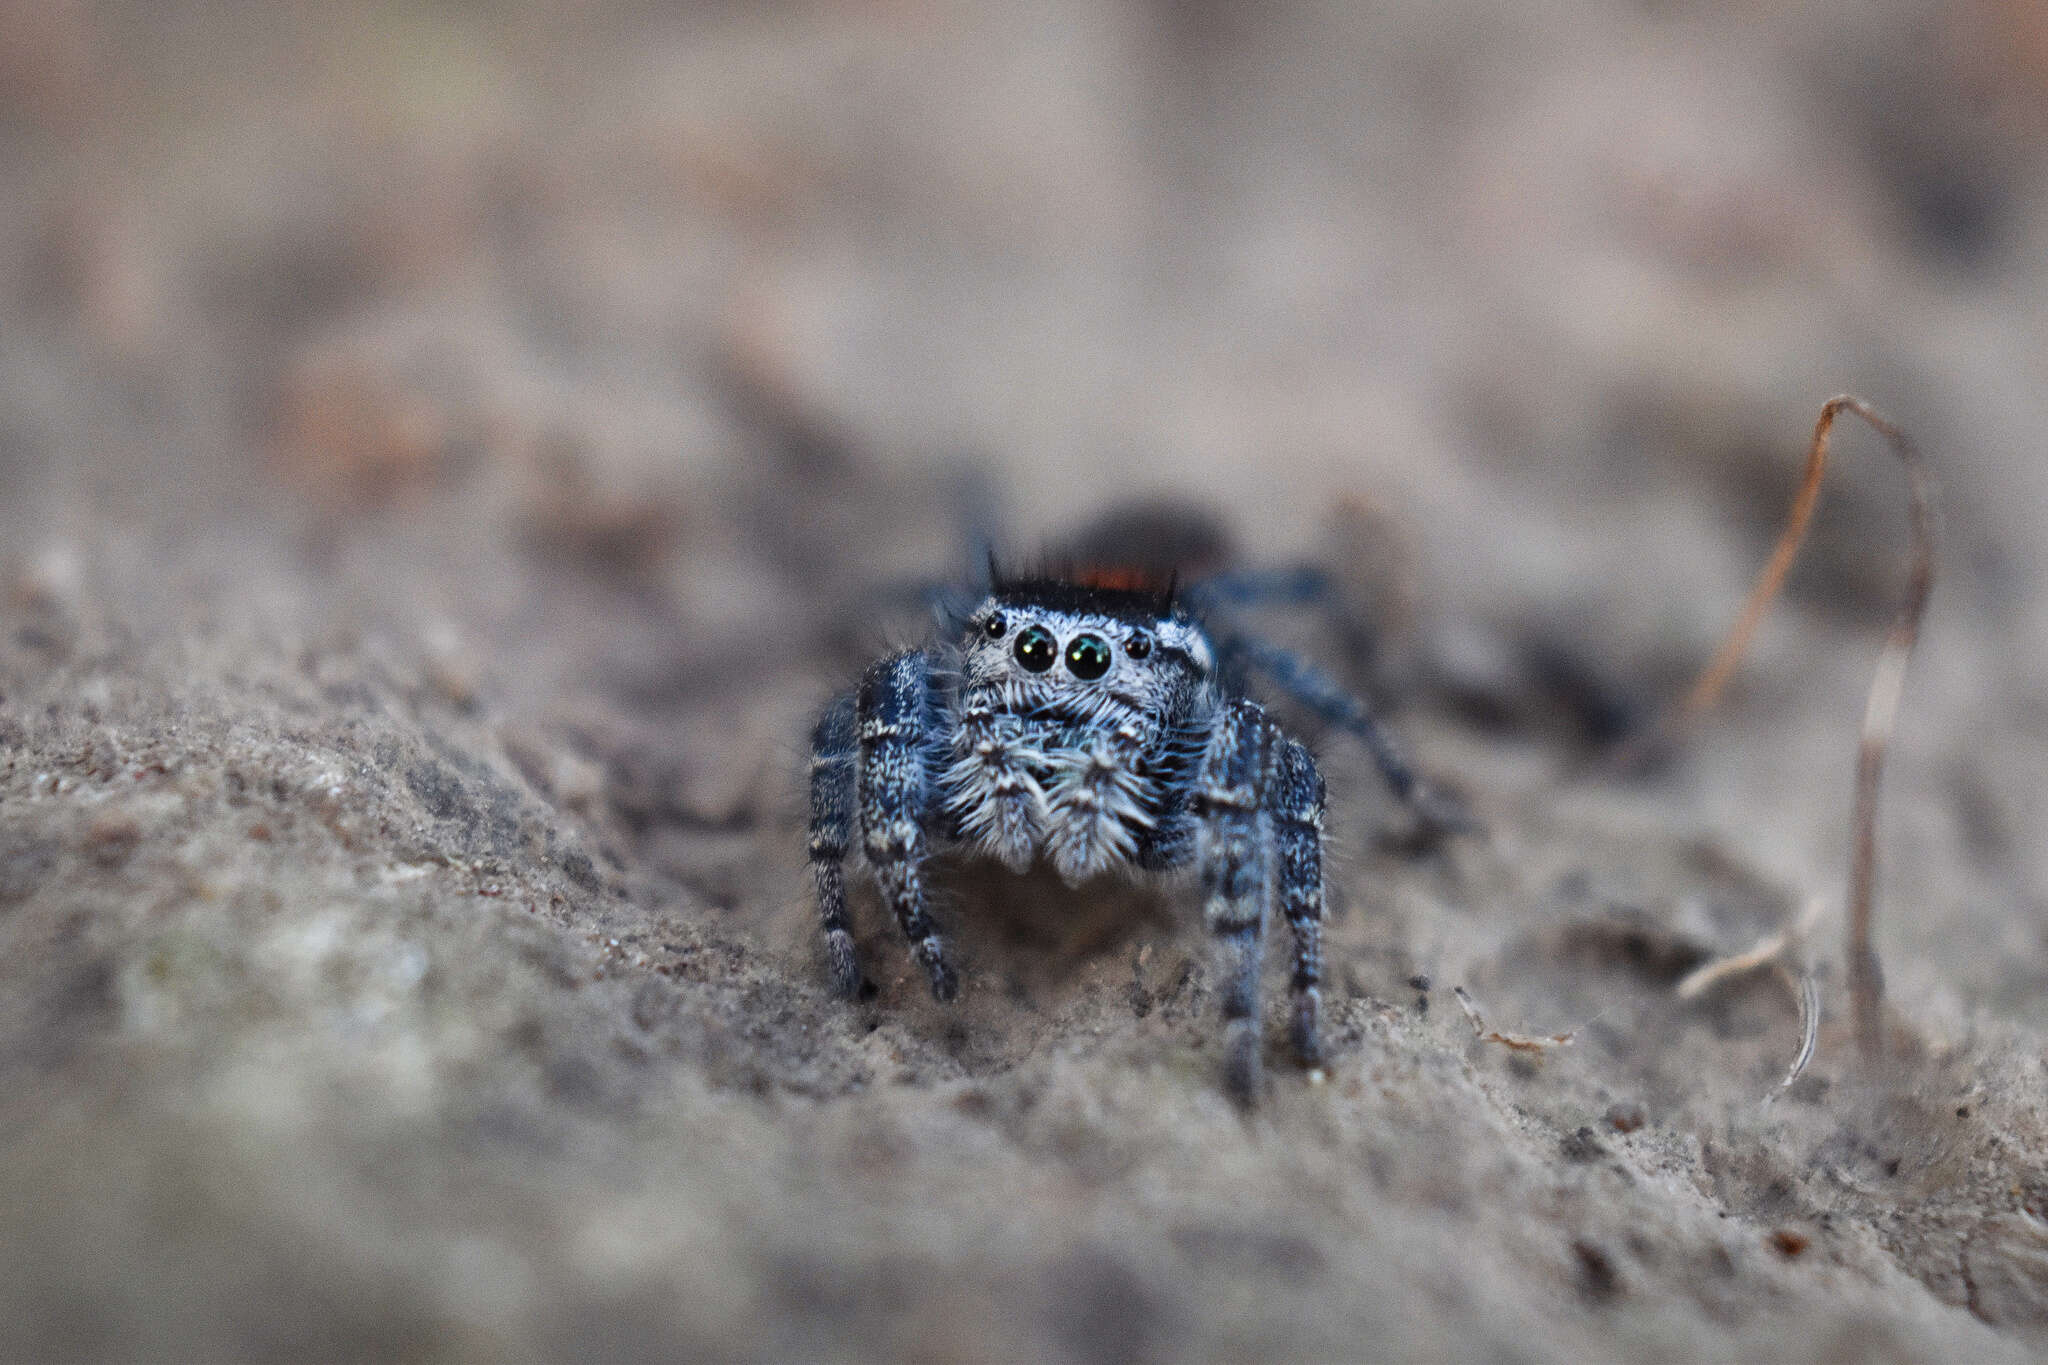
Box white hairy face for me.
[941,587,1220,882]
[958,596,1214,697]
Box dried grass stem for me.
[1666,396,1935,1066]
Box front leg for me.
[809,690,862,996]
[1193,698,1280,1105]
[1272,738,1326,1070]
[1222,634,1474,839]
[858,650,958,1001]
[944,694,1046,873]
[1043,719,1152,885]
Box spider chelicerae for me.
[808,560,1466,1103]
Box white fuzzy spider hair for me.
[807,566,1461,1104]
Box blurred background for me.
[5,1,2048,1358]
[8,0,2048,1009]
[11,0,2048,546]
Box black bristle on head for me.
[1055,500,1234,582]
[979,499,1234,623]
[988,559,1180,623]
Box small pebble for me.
[1768,1229,1810,1259]
[1560,1126,1607,1163]
[1605,1101,1647,1134]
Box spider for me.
[807,560,1466,1103]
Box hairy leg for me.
[1193,698,1278,1105]
[858,650,957,1000]
[1221,634,1472,836]
[945,696,1046,873]
[1043,718,1151,884]
[1183,565,1336,613]
[809,690,861,996]
[1272,738,1327,1068]
[1186,564,1382,684]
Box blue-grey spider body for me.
[809,567,1452,1103]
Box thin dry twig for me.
[1675,895,1824,1000]
[1671,421,1832,731]
[1673,896,1824,1100]
[1452,986,1576,1053]
[1640,397,1935,1066]
[1771,967,1822,1101]
[1830,402,1935,1065]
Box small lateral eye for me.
[1065,633,1112,680]
[1124,632,1153,660]
[984,611,1007,639]
[1013,624,1056,672]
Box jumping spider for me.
[809,564,1465,1103]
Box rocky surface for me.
[5,2,2048,1360]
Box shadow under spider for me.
[836,857,1189,1008]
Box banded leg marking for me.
[1195,698,1279,1105]
[809,690,861,996]
[1273,738,1327,1068]
[858,650,956,1001]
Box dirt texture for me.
[5,2,2048,1361]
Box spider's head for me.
[959,569,1214,693]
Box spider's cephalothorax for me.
[810,567,1452,1103]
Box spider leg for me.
[946,699,1046,873]
[1188,565,1383,678]
[808,689,862,996]
[1134,810,1195,871]
[1273,737,1326,1068]
[1183,565,1335,613]
[1193,698,1281,1105]
[1130,714,1205,872]
[1043,719,1151,884]
[1222,634,1474,836]
[857,649,958,1001]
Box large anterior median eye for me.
[1064,633,1111,680]
[1013,624,1056,671]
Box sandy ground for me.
[5,2,2048,1360]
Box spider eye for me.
[1065,633,1112,680]
[1013,624,1056,672]
[984,611,1007,639]
[1124,632,1153,660]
